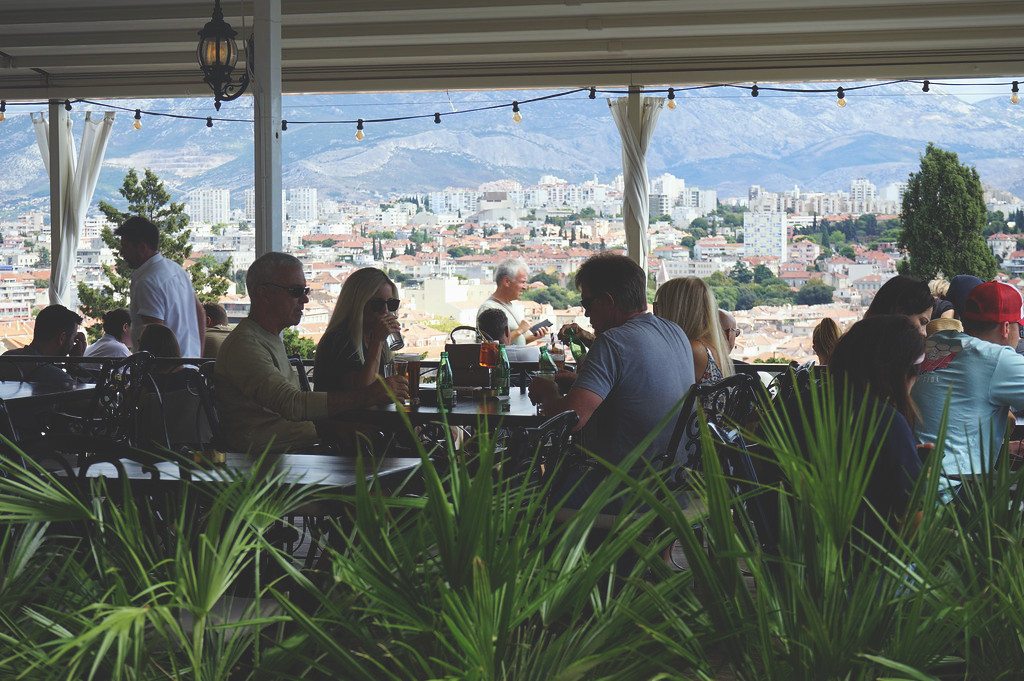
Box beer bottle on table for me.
[496,343,511,396]
[438,351,457,409]
[567,327,588,365]
[538,346,558,373]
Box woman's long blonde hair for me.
[326,267,398,364]
[655,277,734,378]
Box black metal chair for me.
[658,372,766,482]
[33,352,156,465]
[503,409,579,485]
[288,355,313,392]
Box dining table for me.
[344,388,550,430]
[0,380,96,441]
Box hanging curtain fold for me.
[608,96,664,275]
[32,111,116,306]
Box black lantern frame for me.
[197,0,250,110]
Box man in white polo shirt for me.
[115,216,205,358]
[912,281,1024,498]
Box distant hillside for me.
[0,81,1021,209]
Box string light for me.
[512,101,522,123]
[922,80,930,92]
[434,112,441,124]
[133,109,142,130]
[1013,81,1020,105]
[206,116,213,127]
[667,87,676,109]
[836,87,846,107]
[751,84,759,97]
[355,118,364,141]
[589,87,596,99]
[0,101,5,123]
[281,120,288,131]
[64,100,72,111]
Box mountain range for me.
[1,81,1022,211]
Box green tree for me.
[447,246,474,258]
[795,279,835,305]
[752,264,774,284]
[36,247,50,267]
[282,328,315,359]
[529,272,559,287]
[730,261,753,284]
[77,169,232,320]
[898,143,997,280]
[522,285,580,308]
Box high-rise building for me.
[288,187,318,221]
[849,178,877,213]
[185,188,231,224]
[743,211,788,261]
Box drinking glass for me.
[479,341,499,387]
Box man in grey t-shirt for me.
[529,254,695,509]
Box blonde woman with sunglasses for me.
[654,277,734,387]
[314,267,402,393]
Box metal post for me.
[253,0,283,255]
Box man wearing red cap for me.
[912,281,1024,500]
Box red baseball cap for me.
[963,281,1024,324]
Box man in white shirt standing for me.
[115,216,205,358]
[476,257,549,346]
[83,308,132,360]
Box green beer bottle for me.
[496,343,511,396]
[538,346,558,373]
[438,351,456,408]
[567,327,588,364]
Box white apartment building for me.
[849,178,877,213]
[186,189,231,225]
[428,188,479,214]
[289,187,318,222]
[743,211,788,261]
[244,188,288,222]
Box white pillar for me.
[624,85,644,273]
[48,100,69,299]
[253,0,283,255]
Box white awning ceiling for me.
[1,0,1022,100]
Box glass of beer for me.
[394,353,421,405]
[479,341,499,388]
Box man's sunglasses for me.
[261,282,310,298]
[368,297,401,313]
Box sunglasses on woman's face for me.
[368,297,400,313]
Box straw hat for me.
[926,318,962,336]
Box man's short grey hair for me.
[246,252,303,293]
[495,258,528,285]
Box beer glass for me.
[479,341,499,387]
[394,353,420,405]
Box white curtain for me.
[33,111,116,306]
[608,96,664,273]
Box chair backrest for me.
[138,369,214,451]
[196,362,222,447]
[90,351,155,445]
[660,372,765,474]
[289,355,312,391]
[505,409,579,480]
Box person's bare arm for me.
[557,323,594,348]
[528,379,602,431]
[509,319,531,344]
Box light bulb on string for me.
[667,87,676,109]
[206,117,213,128]
[837,87,846,107]
[64,100,72,112]
[589,87,596,99]
[281,120,288,131]
[512,101,522,123]
[133,109,142,130]
[751,84,759,97]
[355,119,364,141]
[922,80,930,92]
[0,101,6,123]
[1012,81,1020,105]
[434,112,441,124]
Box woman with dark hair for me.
[817,315,925,547]
[865,275,933,336]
